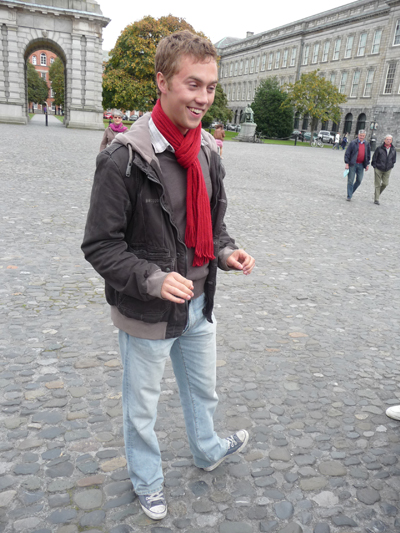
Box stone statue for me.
[241,104,254,124]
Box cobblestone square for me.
[0,116,399,533]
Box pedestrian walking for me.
[371,134,396,205]
[344,130,371,201]
[99,110,128,152]
[332,132,340,150]
[82,30,255,521]
[341,132,348,150]
[213,123,225,158]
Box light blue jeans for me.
[118,294,228,495]
[347,163,365,199]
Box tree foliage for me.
[49,57,65,107]
[251,77,293,138]
[283,70,347,135]
[27,62,48,104]
[102,15,205,111]
[202,84,232,128]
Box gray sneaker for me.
[138,489,167,520]
[203,430,249,472]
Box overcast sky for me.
[97,0,355,51]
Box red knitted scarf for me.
[151,99,215,267]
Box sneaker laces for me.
[146,490,164,504]
[226,435,239,449]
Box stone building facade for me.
[216,0,400,142]
[0,0,109,129]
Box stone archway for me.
[0,0,109,129]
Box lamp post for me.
[370,119,378,151]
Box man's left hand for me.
[226,249,255,275]
[366,166,369,171]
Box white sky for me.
[97,0,355,52]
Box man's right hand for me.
[161,272,194,303]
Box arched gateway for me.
[0,0,109,129]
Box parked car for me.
[122,114,129,120]
[103,112,113,120]
[303,131,318,142]
[129,114,138,121]
[318,130,334,144]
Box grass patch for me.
[28,113,34,120]
[54,115,64,122]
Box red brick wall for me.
[28,50,60,112]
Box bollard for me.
[294,134,297,146]
[45,111,48,127]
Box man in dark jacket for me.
[371,135,396,205]
[82,31,255,521]
[344,129,371,201]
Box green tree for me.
[49,57,65,107]
[251,77,293,138]
[27,62,48,105]
[102,15,205,111]
[283,70,347,141]
[202,84,232,128]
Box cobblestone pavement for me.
[1,118,400,533]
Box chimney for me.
[246,32,254,38]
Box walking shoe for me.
[346,197,351,201]
[374,200,380,205]
[203,430,249,472]
[386,405,400,421]
[138,489,167,520]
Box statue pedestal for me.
[238,122,257,142]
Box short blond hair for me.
[155,30,217,96]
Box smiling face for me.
[157,55,218,135]
[113,114,122,125]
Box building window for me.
[40,53,47,66]
[364,69,374,96]
[302,114,309,130]
[322,41,330,62]
[345,36,354,58]
[371,30,382,54]
[282,49,288,68]
[268,52,273,70]
[236,85,240,100]
[357,32,367,56]
[41,72,46,81]
[312,43,319,64]
[290,47,297,66]
[242,83,246,100]
[356,113,366,132]
[350,71,360,97]
[294,111,300,129]
[344,112,353,134]
[302,45,310,65]
[254,81,257,97]
[261,55,266,71]
[330,72,336,84]
[247,82,252,99]
[32,55,37,65]
[234,62,238,76]
[50,87,54,98]
[50,57,55,64]
[339,71,348,93]
[230,63,233,76]
[275,51,281,69]
[333,38,341,60]
[244,59,249,74]
[384,63,396,94]
[232,84,236,101]
[239,60,243,75]
[250,58,255,73]
[394,20,400,45]
[225,64,228,77]
[256,56,260,72]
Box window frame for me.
[312,43,319,64]
[302,45,310,66]
[394,19,400,45]
[363,69,374,97]
[268,52,273,70]
[371,29,382,54]
[350,70,360,97]
[344,36,354,58]
[357,32,367,56]
[322,41,330,62]
[384,62,396,94]
[275,51,281,69]
[339,71,348,93]
[40,53,47,66]
[290,47,297,67]
[282,49,288,68]
[333,38,341,60]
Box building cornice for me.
[1,0,110,26]
[219,0,391,59]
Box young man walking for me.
[82,31,255,520]
[344,130,371,201]
[371,134,396,205]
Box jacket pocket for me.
[128,245,176,273]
